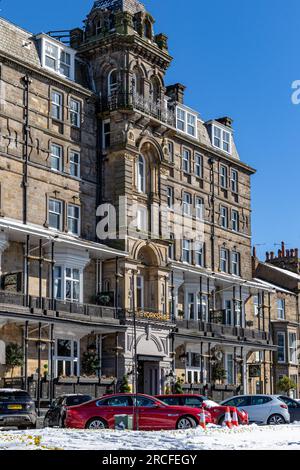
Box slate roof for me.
[92,0,145,14]
[0,17,41,68]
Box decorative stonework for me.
[92,0,145,14]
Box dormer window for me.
[144,20,152,40]
[176,106,198,138]
[212,125,232,154]
[39,35,76,81]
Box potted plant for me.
[81,348,100,378]
[119,375,131,393]
[212,362,227,385]
[57,376,78,384]
[5,343,24,378]
[177,310,184,319]
[277,376,296,395]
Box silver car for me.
[221,394,290,425]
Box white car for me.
[221,394,290,425]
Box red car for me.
[65,393,212,431]
[156,394,249,426]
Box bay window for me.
[289,332,297,364]
[65,268,80,302]
[197,294,208,321]
[41,36,76,81]
[277,332,286,363]
[54,266,82,303]
[188,293,195,320]
[55,339,79,377]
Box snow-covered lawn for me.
[0,424,300,450]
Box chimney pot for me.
[291,249,295,257]
[266,252,269,261]
[281,241,285,257]
[295,248,299,258]
[286,250,290,257]
[270,252,274,260]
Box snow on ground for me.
[0,424,300,450]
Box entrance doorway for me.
[138,360,160,395]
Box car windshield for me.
[203,399,220,408]
[66,396,91,406]
[0,391,31,402]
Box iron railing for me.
[99,92,176,127]
[0,290,117,320]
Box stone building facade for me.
[253,243,300,398]
[0,0,282,402]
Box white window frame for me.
[195,197,204,220]
[51,91,63,121]
[253,294,259,316]
[231,169,238,193]
[183,192,192,216]
[108,69,118,96]
[55,338,79,378]
[195,153,203,178]
[195,242,204,267]
[289,332,297,364]
[167,186,174,209]
[182,148,191,173]
[65,267,81,302]
[220,164,228,189]
[212,125,232,154]
[137,155,146,193]
[220,205,228,228]
[197,294,208,322]
[67,204,81,236]
[176,106,198,138]
[102,119,111,150]
[136,206,147,232]
[50,144,63,172]
[70,150,80,178]
[40,36,76,81]
[277,299,286,320]
[277,332,286,363]
[231,251,240,276]
[49,199,62,231]
[232,209,239,232]
[70,98,81,128]
[220,248,229,273]
[182,239,191,264]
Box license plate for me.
[7,405,22,410]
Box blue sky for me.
[1,0,300,259]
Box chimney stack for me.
[266,252,269,261]
[281,241,285,257]
[270,252,275,260]
[295,248,299,258]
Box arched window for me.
[150,77,160,103]
[144,20,152,40]
[132,69,144,96]
[108,69,118,96]
[137,154,146,193]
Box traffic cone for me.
[199,408,206,430]
[225,407,233,429]
[232,408,239,427]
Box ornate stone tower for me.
[70,0,175,393]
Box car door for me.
[97,395,134,429]
[278,396,300,422]
[48,397,64,426]
[248,396,273,423]
[134,396,174,431]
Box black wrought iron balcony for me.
[176,319,269,342]
[0,290,118,320]
[99,92,176,127]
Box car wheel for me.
[176,416,195,430]
[18,425,28,430]
[267,414,286,425]
[86,418,108,430]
